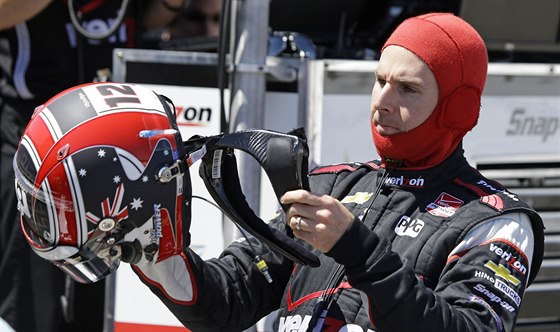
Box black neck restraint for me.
[184,128,320,267]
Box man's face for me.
[182,0,222,37]
[370,46,439,136]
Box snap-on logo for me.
[489,243,527,275]
[506,108,559,143]
[473,284,516,313]
[385,175,425,188]
[394,216,425,238]
[426,192,463,217]
[469,295,504,332]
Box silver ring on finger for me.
[296,216,302,231]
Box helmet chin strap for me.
[185,128,320,267]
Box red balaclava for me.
[371,13,488,169]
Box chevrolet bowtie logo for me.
[485,261,521,286]
[341,192,373,204]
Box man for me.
[130,13,543,332]
[10,12,544,332]
[143,0,222,46]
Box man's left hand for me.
[281,190,355,252]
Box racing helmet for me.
[13,82,191,283]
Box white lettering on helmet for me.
[150,204,163,244]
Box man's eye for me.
[401,85,418,93]
[376,78,386,86]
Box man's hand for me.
[281,190,355,253]
[0,0,52,31]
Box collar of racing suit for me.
[375,143,470,191]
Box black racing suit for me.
[134,147,544,332]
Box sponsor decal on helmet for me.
[151,204,163,245]
[426,192,463,217]
[79,92,91,108]
[394,216,425,238]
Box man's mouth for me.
[374,121,400,135]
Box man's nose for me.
[372,83,396,113]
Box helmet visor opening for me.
[52,244,121,283]
[14,153,75,250]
